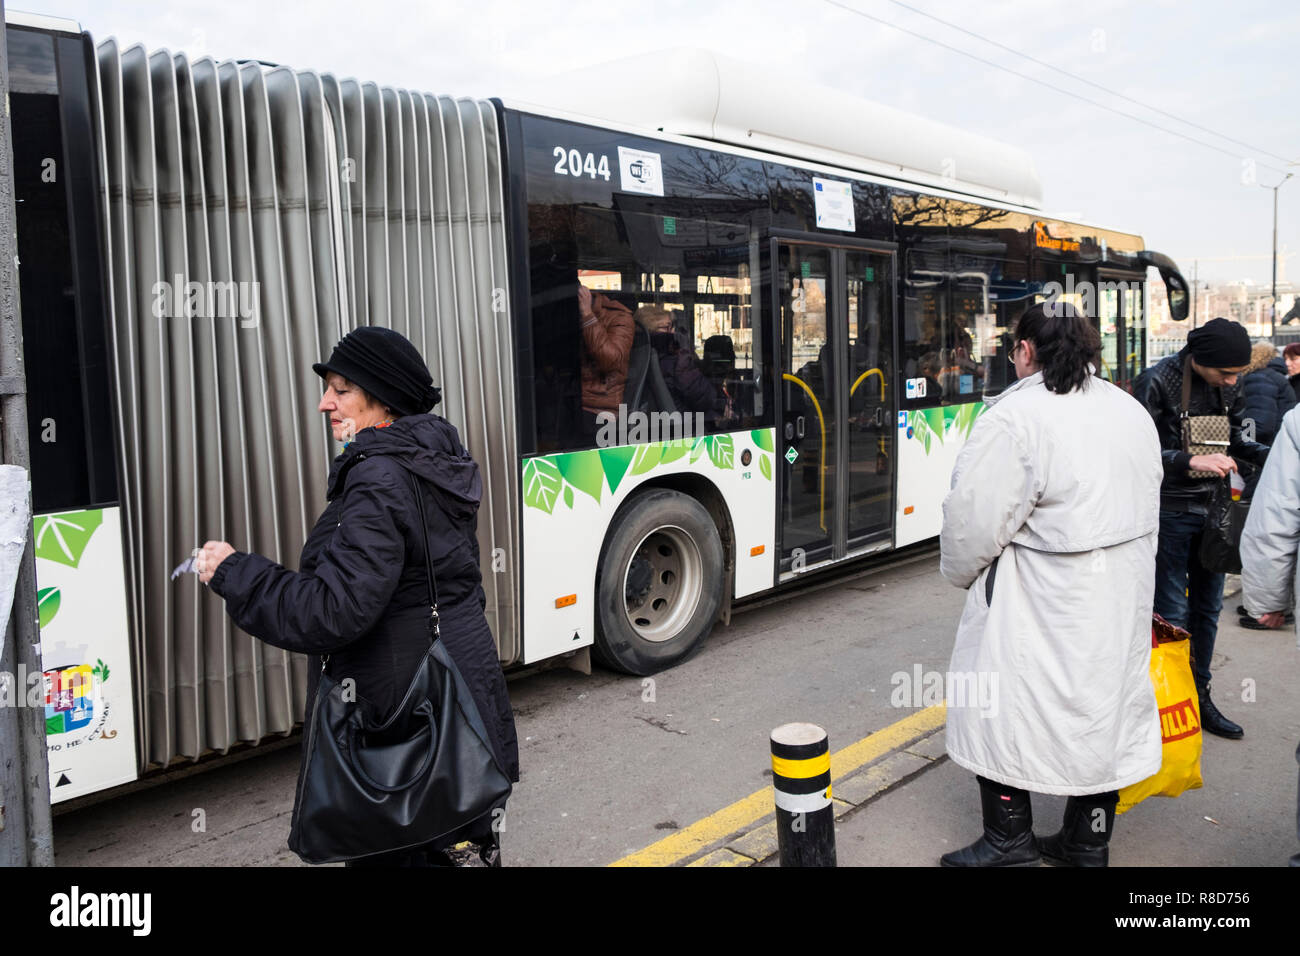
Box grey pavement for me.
[829,600,1300,867]
[49,560,1300,867]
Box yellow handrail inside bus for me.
[850,367,885,400]
[850,367,889,458]
[782,373,827,532]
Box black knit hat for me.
[313,326,441,415]
[1186,317,1252,368]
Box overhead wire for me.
[885,0,1294,166]
[820,0,1294,177]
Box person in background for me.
[939,303,1161,867]
[579,284,635,438]
[1238,341,1297,498]
[1132,318,1270,739]
[1241,341,1297,452]
[1284,343,1300,404]
[1238,404,1300,866]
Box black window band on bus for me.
[9,26,119,514]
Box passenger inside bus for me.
[577,283,635,436]
[702,335,738,425]
[636,305,725,422]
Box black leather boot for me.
[940,776,1041,867]
[1197,683,1243,739]
[1039,792,1117,867]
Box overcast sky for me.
[22,0,1299,287]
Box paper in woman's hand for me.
[171,550,201,580]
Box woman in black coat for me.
[1240,342,1297,448]
[197,326,520,866]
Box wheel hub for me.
[622,526,704,643]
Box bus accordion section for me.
[33,28,522,791]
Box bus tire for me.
[593,489,725,676]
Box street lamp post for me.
[1267,172,1293,340]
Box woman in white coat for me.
[938,302,1163,867]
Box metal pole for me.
[0,1,55,866]
[771,722,836,866]
[1191,260,1198,331]
[1273,182,1281,341]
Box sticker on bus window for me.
[960,374,974,394]
[813,177,855,232]
[618,146,664,196]
[898,411,907,428]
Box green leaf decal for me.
[598,446,637,494]
[522,457,562,514]
[555,451,604,503]
[943,405,959,428]
[759,454,772,480]
[630,442,663,476]
[689,436,708,464]
[751,429,774,453]
[34,511,104,568]
[92,658,110,683]
[563,485,574,509]
[658,438,690,465]
[37,587,60,630]
[909,409,934,456]
[706,434,735,470]
[922,407,946,440]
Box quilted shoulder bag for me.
[1180,354,1232,479]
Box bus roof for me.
[5,8,82,34]
[508,48,1045,212]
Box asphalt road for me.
[50,558,1300,866]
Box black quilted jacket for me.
[1132,349,1270,513]
[210,414,520,784]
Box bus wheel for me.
[594,489,724,676]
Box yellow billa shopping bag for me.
[1117,615,1204,814]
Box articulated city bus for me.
[6,12,1189,802]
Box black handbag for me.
[287,469,512,864]
[1198,476,1249,575]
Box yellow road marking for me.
[608,705,946,867]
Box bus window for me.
[1099,283,1120,382]
[900,242,1020,406]
[1125,283,1146,382]
[11,26,117,512]
[527,204,765,452]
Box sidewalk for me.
[699,598,1300,867]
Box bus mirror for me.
[1139,250,1190,321]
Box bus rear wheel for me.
[593,489,724,676]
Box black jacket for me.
[1131,349,1270,513]
[210,414,520,783]
[1241,356,1298,446]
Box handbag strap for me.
[1180,354,1192,420]
[407,471,442,645]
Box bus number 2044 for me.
[553,146,610,181]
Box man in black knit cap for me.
[1133,318,1270,738]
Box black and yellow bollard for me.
[770,722,836,867]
